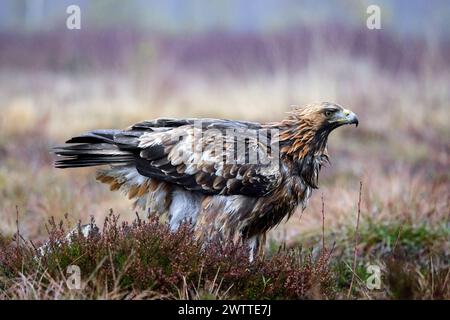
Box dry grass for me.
[0,28,449,299]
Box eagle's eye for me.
[325,110,333,117]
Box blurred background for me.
[0,0,448,269]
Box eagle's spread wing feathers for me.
[55,119,282,197]
[134,123,281,196]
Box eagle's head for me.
[278,102,359,159]
[291,102,359,131]
[273,102,359,188]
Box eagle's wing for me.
[55,118,282,197]
[133,119,282,197]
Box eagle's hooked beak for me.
[344,109,359,127]
[333,108,359,127]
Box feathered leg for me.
[247,233,266,262]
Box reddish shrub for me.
[0,213,335,299]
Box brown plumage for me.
[54,102,358,259]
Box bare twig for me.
[442,268,450,294]
[344,261,372,300]
[391,224,403,256]
[430,255,434,299]
[347,181,363,299]
[15,206,20,250]
[325,241,336,262]
[135,212,141,226]
[321,193,325,253]
[108,247,117,285]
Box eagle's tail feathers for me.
[54,129,139,168]
[54,132,135,169]
[64,129,121,144]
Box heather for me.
[0,214,334,299]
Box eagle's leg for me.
[247,233,267,262]
[167,188,203,231]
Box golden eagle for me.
[54,102,358,259]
